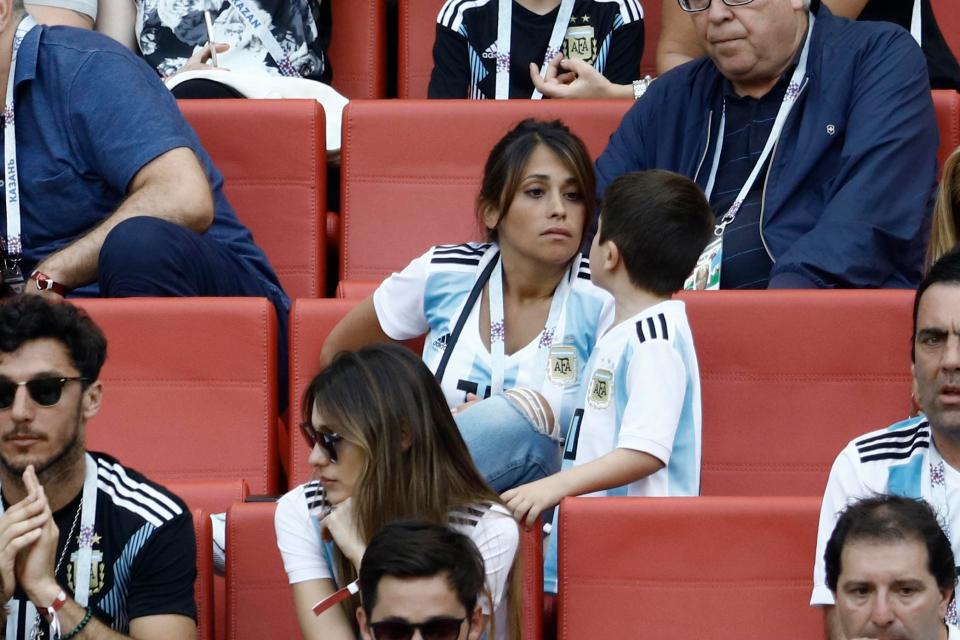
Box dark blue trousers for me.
[96,216,289,410]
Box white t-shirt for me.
[275,481,519,639]
[811,415,960,623]
[373,242,613,433]
[544,300,703,592]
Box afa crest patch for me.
[588,368,613,409]
[563,23,597,65]
[547,344,577,387]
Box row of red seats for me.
[315,0,960,99]
[74,289,913,639]
[179,90,960,299]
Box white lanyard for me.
[910,0,922,47]
[3,15,36,282]
[704,12,814,236]
[222,0,300,77]
[496,0,576,99]
[487,253,573,394]
[2,453,100,640]
[927,441,958,625]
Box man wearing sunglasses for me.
[357,521,486,640]
[593,0,937,290]
[0,295,196,639]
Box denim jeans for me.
[455,394,562,493]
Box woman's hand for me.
[529,55,633,100]
[177,43,231,74]
[451,393,481,416]
[321,498,366,570]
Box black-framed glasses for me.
[678,0,755,12]
[0,376,87,409]
[299,421,344,463]
[370,617,467,640]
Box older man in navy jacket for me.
[596,0,938,289]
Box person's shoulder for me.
[569,256,612,299]
[628,299,687,347]
[428,242,494,270]
[842,415,931,467]
[815,6,920,62]
[587,0,643,25]
[436,0,495,29]
[90,452,189,528]
[450,503,520,542]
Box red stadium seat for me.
[519,523,544,640]
[78,298,280,494]
[933,89,960,172]
[339,99,630,286]
[930,0,960,63]
[330,0,387,98]
[557,496,822,639]
[193,508,214,640]
[681,289,914,496]
[397,0,444,98]
[226,502,301,640]
[639,0,661,79]
[179,99,326,299]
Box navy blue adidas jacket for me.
[595,4,938,288]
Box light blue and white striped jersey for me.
[812,415,960,618]
[373,242,613,433]
[544,299,702,592]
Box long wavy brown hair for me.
[304,344,521,638]
[927,146,960,272]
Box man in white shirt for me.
[813,250,960,639]
[824,495,959,640]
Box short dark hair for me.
[0,296,107,383]
[824,495,956,594]
[478,119,596,246]
[359,521,486,617]
[913,248,960,361]
[598,170,714,295]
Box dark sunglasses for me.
[299,421,344,463]
[0,376,87,409]
[370,617,466,640]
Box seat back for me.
[680,290,914,496]
[557,496,822,639]
[933,89,960,171]
[226,501,301,640]
[340,99,630,284]
[179,99,326,299]
[193,508,214,640]
[519,522,544,640]
[79,298,279,494]
[330,0,387,98]
[397,0,444,98]
[167,480,250,515]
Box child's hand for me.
[501,478,566,529]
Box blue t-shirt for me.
[7,23,286,301]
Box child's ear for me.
[602,239,621,274]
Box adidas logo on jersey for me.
[481,42,499,59]
[433,334,449,351]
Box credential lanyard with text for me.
[222,0,301,76]
[3,15,38,294]
[683,12,815,291]
[1,453,100,640]
[496,0,576,100]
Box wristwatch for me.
[632,75,653,100]
[30,271,68,296]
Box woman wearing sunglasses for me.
[322,119,612,492]
[274,344,519,640]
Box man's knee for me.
[99,217,197,295]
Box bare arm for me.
[32,146,214,293]
[320,296,395,368]
[24,3,93,27]
[290,579,355,640]
[822,0,869,19]
[37,598,196,639]
[502,448,664,527]
[94,0,137,50]
[656,0,705,74]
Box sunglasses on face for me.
[299,421,344,463]
[0,376,87,409]
[677,0,755,12]
[369,617,467,640]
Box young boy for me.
[501,170,714,593]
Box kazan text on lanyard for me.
[2,15,39,294]
[496,0,576,100]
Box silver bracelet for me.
[632,75,653,100]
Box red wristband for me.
[30,271,68,296]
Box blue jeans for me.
[455,394,561,493]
